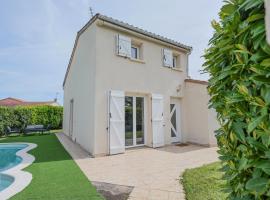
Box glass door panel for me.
[125,97,133,146]
[170,104,177,137]
[136,97,144,145]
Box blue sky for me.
[0,0,223,104]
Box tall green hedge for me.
[0,105,63,135]
[204,0,270,199]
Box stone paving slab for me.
[56,133,219,200]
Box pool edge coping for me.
[0,142,37,200]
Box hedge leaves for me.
[0,106,63,135]
[203,0,270,199]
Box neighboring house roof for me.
[63,13,193,87]
[185,79,208,85]
[0,97,60,107]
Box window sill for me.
[164,66,183,72]
[129,58,145,64]
[171,67,183,72]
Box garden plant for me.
[204,0,270,199]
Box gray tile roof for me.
[97,14,192,52]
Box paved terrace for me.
[57,133,218,200]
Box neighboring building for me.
[63,14,218,157]
[0,97,60,107]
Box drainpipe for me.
[265,0,270,44]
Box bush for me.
[0,105,63,136]
[203,0,270,199]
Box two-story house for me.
[63,14,218,157]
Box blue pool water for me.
[0,144,28,192]
[0,174,14,192]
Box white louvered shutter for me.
[117,35,131,58]
[108,90,125,155]
[163,48,173,67]
[152,94,165,148]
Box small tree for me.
[204,0,270,199]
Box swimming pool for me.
[0,143,37,199]
[0,144,28,192]
[0,174,14,192]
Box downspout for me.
[186,51,191,79]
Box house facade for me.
[63,14,218,157]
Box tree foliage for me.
[203,0,270,199]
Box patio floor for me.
[56,133,219,200]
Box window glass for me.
[131,46,138,59]
[136,97,144,145]
[125,97,133,146]
[173,56,177,68]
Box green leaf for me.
[239,157,248,170]
[232,122,246,142]
[238,85,249,95]
[247,115,266,133]
[221,4,235,15]
[253,76,270,84]
[256,160,270,175]
[261,59,270,67]
[265,151,270,159]
[247,14,265,23]
[246,177,269,192]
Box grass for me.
[182,162,228,200]
[0,132,104,200]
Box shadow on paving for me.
[92,181,134,200]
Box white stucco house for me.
[63,14,218,157]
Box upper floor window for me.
[131,45,139,59]
[117,34,143,61]
[163,48,180,69]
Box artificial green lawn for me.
[182,162,228,200]
[1,133,104,200]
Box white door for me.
[108,90,125,155]
[152,94,164,148]
[170,99,181,143]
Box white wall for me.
[63,23,97,154]
[184,81,218,146]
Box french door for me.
[170,99,181,143]
[125,96,145,147]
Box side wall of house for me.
[94,22,190,156]
[63,23,97,154]
[184,81,218,146]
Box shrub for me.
[203,0,270,199]
[0,105,63,135]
